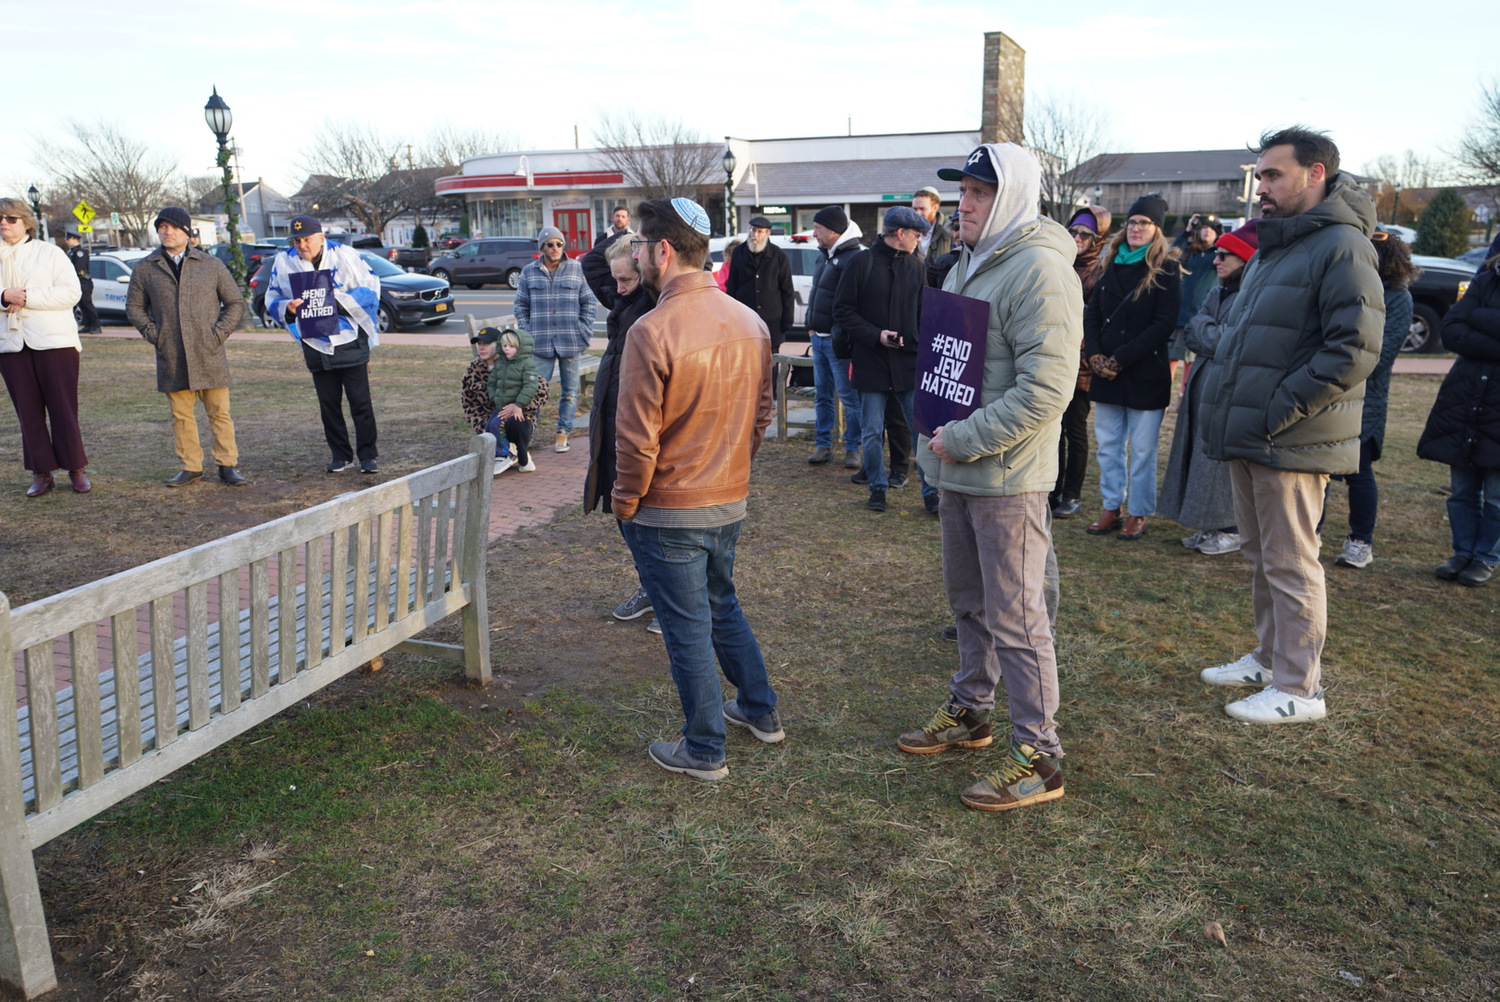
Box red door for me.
[553,210,590,256]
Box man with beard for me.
[912,186,951,261]
[803,205,864,468]
[1197,127,1383,724]
[615,198,779,781]
[898,144,1081,813]
[727,215,794,351]
[515,225,598,453]
[594,205,631,247]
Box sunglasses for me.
[542,241,565,248]
[1068,227,1095,238]
[1212,250,1239,261]
[0,215,24,224]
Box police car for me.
[74,250,151,325]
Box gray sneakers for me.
[1196,530,1242,555]
[723,700,785,743]
[648,739,728,781]
[1335,537,1374,568]
[613,586,653,621]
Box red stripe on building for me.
[435,171,626,194]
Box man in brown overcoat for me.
[126,206,248,486]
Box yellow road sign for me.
[72,200,96,224]
[76,224,93,234]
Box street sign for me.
[881,193,915,201]
[110,212,120,226]
[76,224,93,234]
[72,200,95,224]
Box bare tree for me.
[589,110,721,201]
[1362,149,1453,225]
[1456,79,1500,181]
[420,122,518,171]
[294,120,437,235]
[1025,91,1126,222]
[34,121,181,244]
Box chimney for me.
[981,32,1025,145]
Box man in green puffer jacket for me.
[897,143,1082,815]
[1197,127,1383,725]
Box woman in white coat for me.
[0,198,86,497]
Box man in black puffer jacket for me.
[833,206,938,513]
[1197,127,1383,726]
[805,206,864,468]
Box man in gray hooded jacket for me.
[1196,127,1382,724]
[897,144,1081,814]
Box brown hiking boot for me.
[897,702,993,754]
[960,741,1065,812]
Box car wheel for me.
[466,283,484,290]
[1401,303,1442,353]
[377,304,395,335]
[430,268,451,283]
[422,317,447,327]
[506,269,521,290]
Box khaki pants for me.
[168,387,237,471]
[1229,460,1328,698]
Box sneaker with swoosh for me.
[960,741,1064,812]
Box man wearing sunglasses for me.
[515,225,597,453]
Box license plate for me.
[435,303,448,311]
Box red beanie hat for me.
[1216,218,1259,262]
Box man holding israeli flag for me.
[268,215,383,473]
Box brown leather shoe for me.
[1086,508,1121,535]
[68,469,92,493]
[1118,515,1149,540]
[26,473,55,498]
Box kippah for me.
[671,197,711,235]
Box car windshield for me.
[359,252,405,278]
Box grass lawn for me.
[5,345,1498,1001]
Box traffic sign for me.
[76,224,93,234]
[72,200,95,224]
[110,212,120,226]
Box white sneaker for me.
[493,456,513,475]
[518,457,536,472]
[510,442,520,458]
[1181,529,1211,549]
[1197,530,1242,555]
[1224,684,1327,724]
[555,434,570,453]
[1200,652,1270,688]
[1335,537,1373,568]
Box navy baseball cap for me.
[883,206,932,233]
[937,146,999,185]
[289,215,323,237]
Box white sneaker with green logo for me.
[1224,684,1326,724]
[1200,653,1270,688]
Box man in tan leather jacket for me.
[613,197,779,782]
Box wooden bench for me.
[771,350,844,444]
[0,436,496,999]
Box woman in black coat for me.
[1416,252,1500,586]
[1082,194,1182,540]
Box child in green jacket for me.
[485,327,541,471]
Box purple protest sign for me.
[289,269,339,343]
[913,286,989,438]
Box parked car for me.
[424,237,538,289]
[1454,246,1490,269]
[435,232,467,249]
[1375,222,1419,244]
[1405,254,1474,353]
[73,249,151,325]
[249,251,454,334]
[211,242,281,273]
[381,245,430,270]
[706,235,816,335]
[325,232,383,249]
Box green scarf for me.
[1114,242,1148,266]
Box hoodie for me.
[963,143,1045,285]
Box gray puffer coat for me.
[126,247,246,392]
[1199,173,1384,475]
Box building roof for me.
[1076,150,1255,184]
[737,156,965,202]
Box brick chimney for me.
[981,32,1025,145]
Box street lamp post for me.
[204,86,244,284]
[26,184,46,242]
[722,146,737,237]
[1392,183,1402,227]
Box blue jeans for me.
[1448,466,1500,568]
[1093,403,1164,516]
[811,335,860,451]
[859,389,937,500]
[534,353,580,435]
[620,519,776,762]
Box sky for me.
[8,0,1496,207]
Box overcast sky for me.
[8,0,1495,205]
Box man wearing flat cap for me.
[727,215,794,352]
[126,205,249,487]
[832,204,939,514]
[267,215,383,473]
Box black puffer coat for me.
[1083,254,1181,410]
[831,237,921,393]
[1417,262,1500,470]
[806,233,863,336]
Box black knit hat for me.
[812,206,848,233]
[153,206,193,235]
[1126,194,1167,229]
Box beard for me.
[1259,187,1308,219]
[747,234,769,253]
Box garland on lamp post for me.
[204,87,244,286]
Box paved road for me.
[410,287,610,336]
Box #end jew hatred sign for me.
[913,287,989,438]
[289,270,339,341]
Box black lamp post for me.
[26,185,44,240]
[722,147,737,237]
[1391,183,1402,227]
[204,86,244,283]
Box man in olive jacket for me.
[126,206,248,487]
[1197,127,1383,724]
[899,144,1081,815]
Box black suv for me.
[248,251,454,333]
[1406,255,1476,353]
[424,237,538,290]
